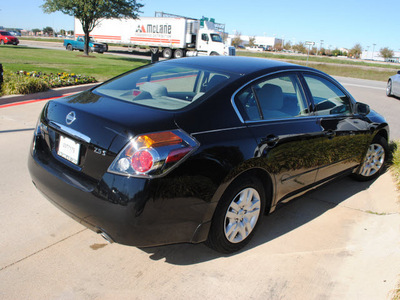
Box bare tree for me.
[249,36,256,47]
[231,32,242,48]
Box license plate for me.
[57,135,81,165]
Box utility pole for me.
[372,43,376,61]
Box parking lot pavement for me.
[0,100,399,299]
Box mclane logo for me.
[66,111,76,125]
[136,24,172,34]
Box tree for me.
[283,41,292,51]
[42,0,143,55]
[32,28,41,36]
[380,47,394,61]
[248,36,256,47]
[292,42,307,54]
[349,43,362,59]
[231,32,242,48]
[43,26,54,36]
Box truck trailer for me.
[74,12,235,58]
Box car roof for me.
[167,56,312,76]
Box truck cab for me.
[192,21,234,56]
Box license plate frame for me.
[57,135,81,165]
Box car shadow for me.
[139,174,378,265]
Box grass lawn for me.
[0,45,148,82]
[238,51,397,82]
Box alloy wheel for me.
[359,143,385,177]
[224,187,261,243]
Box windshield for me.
[210,34,223,43]
[93,62,233,110]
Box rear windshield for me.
[93,62,232,110]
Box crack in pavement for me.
[0,228,88,272]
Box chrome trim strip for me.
[243,115,318,126]
[49,121,91,143]
[192,126,247,136]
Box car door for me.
[234,72,325,201]
[301,73,371,182]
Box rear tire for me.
[353,135,388,181]
[162,48,173,59]
[206,176,266,253]
[0,40,5,45]
[66,44,73,51]
[174,49,184,58]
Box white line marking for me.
[341,83,386,91]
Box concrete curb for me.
[0,83,100,107]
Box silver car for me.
[387,71,400,97]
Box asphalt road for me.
[0,68,400,299]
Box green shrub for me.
[0,69,97,96]
[1,70,49,96]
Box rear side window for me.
[94,63,232,110]
[303,74,352,116]
[236,74,309,121]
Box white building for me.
[229,34,283,49]
[361,50,400,63]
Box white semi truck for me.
[74,12,235,59]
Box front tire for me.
[386,80,392,97]
[353,135,388,181]
[206,176,266,253]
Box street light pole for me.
[372,43,376,61]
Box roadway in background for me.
[0,45,399,300]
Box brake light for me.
[131,149,153,173]
[108,129,199,178]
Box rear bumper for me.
[28,152,213,247]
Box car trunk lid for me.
[41,90,177,180]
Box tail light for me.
[108,129,199,178]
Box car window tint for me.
[93,64,232,110]
[303,74,351,116]
[236,74,308,121]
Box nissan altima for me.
[28,56,389,253]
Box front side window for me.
[303,74,352,116]
[201,34,209,42]
[236,74,309,121]
[210,34,223,43]
[94,63,232,110]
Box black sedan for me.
[28,57,389,253]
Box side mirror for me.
[355,102,370,116]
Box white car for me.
[386,71,400,97]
